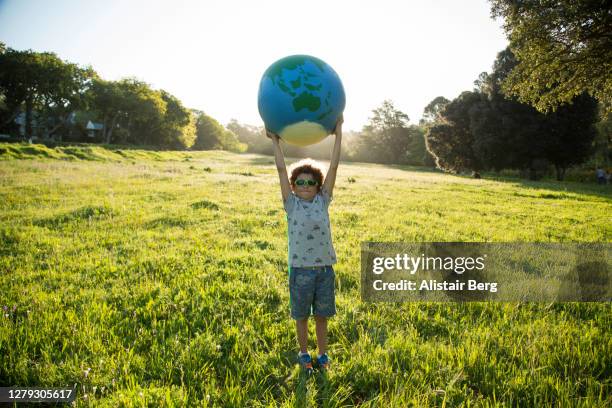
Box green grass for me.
[0,142,611,407]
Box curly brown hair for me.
[289,159,325,190]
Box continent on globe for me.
[258,55,345,147]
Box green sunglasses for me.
[295,179,318,186]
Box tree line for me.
[0,42,245,152]
[1,0,609,180]
[220,0,612,181]
[0,40,432,164]
[226,102,434,167]
[425,48,601,181]
[422,0,611,180]
[1,40,604,181]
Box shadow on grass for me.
[279,349,313,407]
[249,152,612,201]
[476,174,612,201]
[279,347,341,407]
[144,216,193,229]
[244,156,276,166]
[280,349,297,370]
[314,370,335,407]
[33,205,115,229]
[4,140,174,151]
[387,162,612,200]
[293,370,311,408]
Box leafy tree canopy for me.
[490,0,612,115]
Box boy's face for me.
[292,173,318,201]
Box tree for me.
[473,72,491,94]
[89,78,149,144]
[89,78,125,144]
[421,96,450,125]
[157,90,195,149]
[119,79,167,146]
[542,93,599,180]
[0,45,197,148]
[0,48,95,139]
[89,78,198,148]
[367,99,410,130]
[90,78,171,146]
[475,48,547,174]
[593,108,612,166]
[192,112,245,152]
[490,0,612,114]
[39,59,96,140]
[479,47,599,180]
[425,91,485,173]
[227,119,269,154]
[427,46,600,179]
[354,100,412,164]
[425,123,462,172]
[403,125,435,166]
[420,96,451,167]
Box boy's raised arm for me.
[267,130,292,203]
[322,115,343,197]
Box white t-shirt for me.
[284,187,337,267]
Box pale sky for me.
[0,0,508,131]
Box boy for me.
[267,116,343,373]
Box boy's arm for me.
[267,130,292,203]
[322,115,343,197]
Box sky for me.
[0,0,508,132]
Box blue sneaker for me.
[298,352,313,373]
[317,353,330,370]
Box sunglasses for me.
[295,179,318,186]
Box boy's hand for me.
[266,129,280,143]
[333,114,344,137]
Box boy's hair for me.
[289,158,325,190]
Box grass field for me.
[1,142,611,407]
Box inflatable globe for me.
[258,55,345,146]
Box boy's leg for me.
[289,267,316,353]
[314,315,328,355]
[296,318,309,353]
[313,265,336,358]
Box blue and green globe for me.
[257,55,345,146]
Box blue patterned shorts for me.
[289,265,336,320]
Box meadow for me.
[0,142,610,407]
